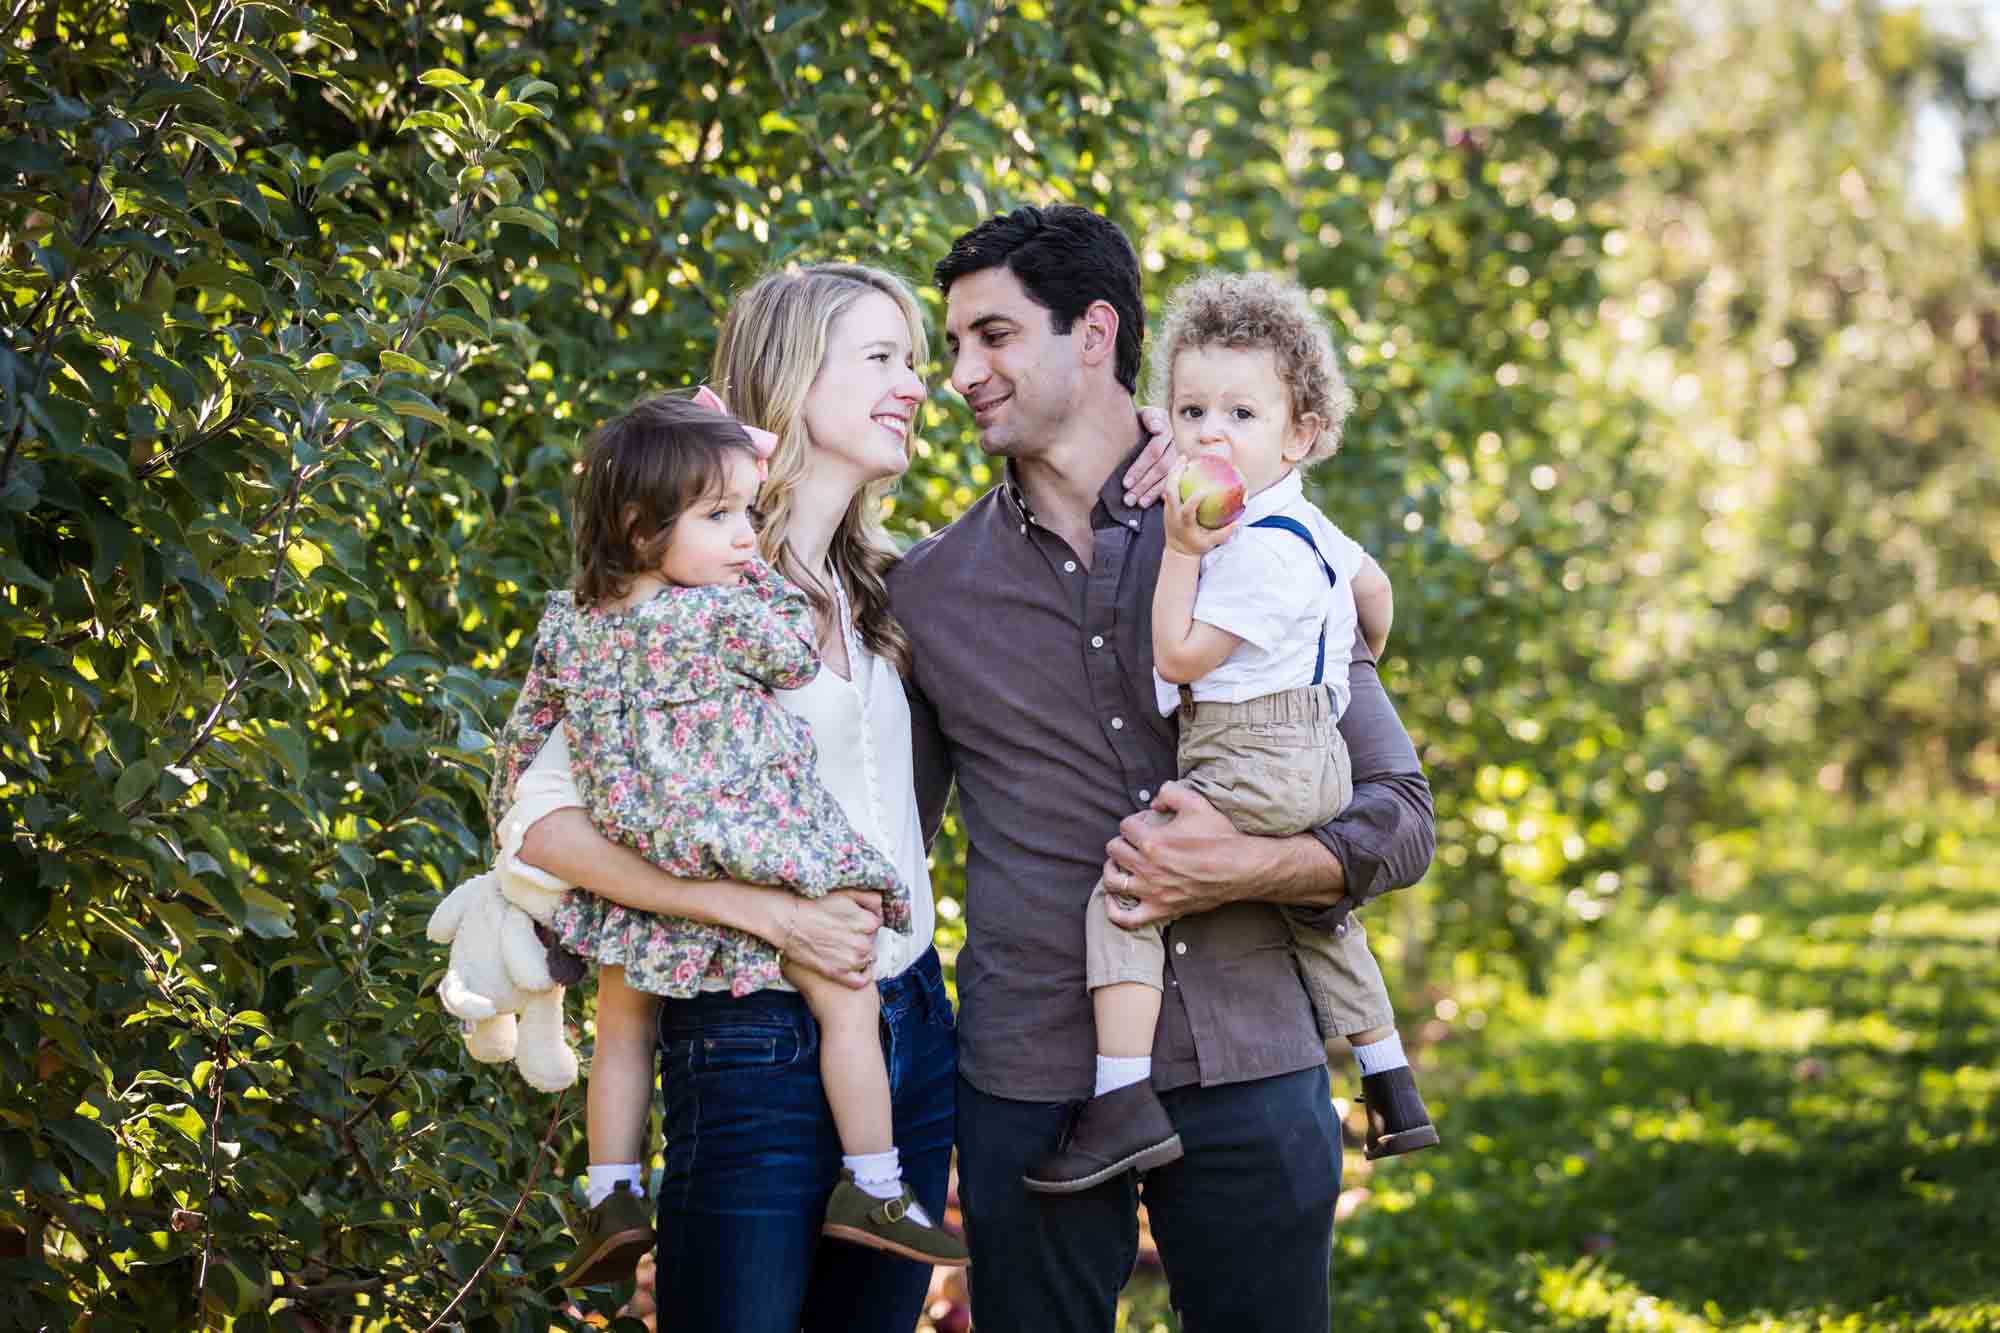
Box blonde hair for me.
[711,263,928,675]
[1150,271,1356,468]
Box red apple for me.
[1177,454,1246,529]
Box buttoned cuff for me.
[1286,822,1377,934]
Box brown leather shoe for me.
[1360,1067,1441,1159]
[1021,1081,1184,1194]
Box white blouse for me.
[497,581,936,984]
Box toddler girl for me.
[1025,273,1439,1194]
[486,390,967,1282]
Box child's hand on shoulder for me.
[1161,458,1238,560]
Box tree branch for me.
[418,1087,569,1333]
[735,2,849,180]
[191,1028,232,1315]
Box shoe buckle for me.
[881,1196,907,1223]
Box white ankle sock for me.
[1351,1032,1408,1077]
[1094,1054,1152,1097]
[586,1162,645,1208]
[843,1148,939,1227]
[843,1149,935,1226]
[844,1148,904,1200]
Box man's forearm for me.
[1234,828,1348,908]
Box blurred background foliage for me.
[0,0,1992,1328]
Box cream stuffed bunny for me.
[427,857,578,1092]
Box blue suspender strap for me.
[1246,515,1336,687]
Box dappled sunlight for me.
[1288,793,1999,1332]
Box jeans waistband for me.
[657,945,945,1034]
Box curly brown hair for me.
[570,394,758,607]
[1149,271,1356,467]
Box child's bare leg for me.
[1084,879,1165,1093]
[785,960,964,1261]
[586,966,660,1205]
[1093,981,1161,1058]
[557,966,658,1287]
[785,961,892,1154]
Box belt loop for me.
[1178,683,1194,712]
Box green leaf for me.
[398,110,465,136]
[382,388,450,427]
[0,556,50,597]
[426,312,489,341]
[243,356,309,399]
[325,400,404,441]
[379,350,431,376]
[179,122,237,167]
[174,260,265,308]
[224,41,293,94]
[314,148,366,183]
[773,4,823,33]
[113,760,160,807]
[239,886,295,940]
[48,1117,119,1183]
[447,275,492,329]
[487,206,558,246]
[418,67,469,87]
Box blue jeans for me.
[957,1064,1341,1332]
[652,947,957,1333]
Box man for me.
[889,204,1435,1330]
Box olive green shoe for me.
[555,1179,654,1288]
[821,1171,969,1268]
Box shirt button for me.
[1126,518,1138,528]
[1110,717,1124,730]
[1138,789,1151,802]
[1019,524,1027,534]
[1090,635,1105,649]
[1063,560,1077,573]
[1335,922,1349,937]
[1174,941,1188,956]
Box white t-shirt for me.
[1152,468,1367,719]
[500,583,936,985]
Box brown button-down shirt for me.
[891,437,1436,1101]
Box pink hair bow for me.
[692,384,778,481]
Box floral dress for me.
[486,562,910,999]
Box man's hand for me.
[1122,405,1176,507]
[1100,782,1258,927]
[1103,782,1349,928]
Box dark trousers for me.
[956,1064,1341,1332]
[651,947,957,1333]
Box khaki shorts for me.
[1084,686,1395,1038]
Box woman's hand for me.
[775,890,883,989]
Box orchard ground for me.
[920,793,1999,1332]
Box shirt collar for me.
[1093,429,1152,530]
[1002,459,1035,526]
[1000,426,1153,534]
[1240,467,1303,525]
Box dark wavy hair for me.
[570,394,757,606]
[933,204,1145,394]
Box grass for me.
[1110,795,1999,1332]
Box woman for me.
[502,263,1171,1330]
